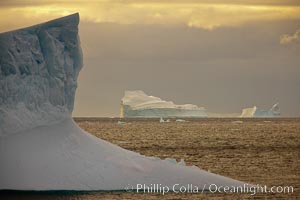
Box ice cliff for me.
[240,103,280,118]
[0,14,246,191]
[121,90,207,118]
[0,13,82,136]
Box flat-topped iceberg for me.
[240,103,280,118]
[121,90,208,118]
[0,14,246,191]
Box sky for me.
[1,0,299,117]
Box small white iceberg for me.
[117,120,126,125]
[231,120,243,124]
[240,103,280,118]
[176,119,186,122]
[160,117,170,123]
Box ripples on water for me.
[1,118,299,199]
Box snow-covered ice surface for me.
[0,13,246,191]
[121,90,208,118]
[0,118,246,190]
[240,103,280,118]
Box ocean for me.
[1,118,299,199]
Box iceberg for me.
[159,117,170,123]
[121,90,208,118]
[0,13,82,136]
[240,103,280,118]
[0,14,246,191]
[176,119,186,122]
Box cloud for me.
[1,0,300,32]
[280,29,300,45]
[1,0,300,7]
[1,3,300,32]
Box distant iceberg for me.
[121,90,208,118]
[240,103,280,118]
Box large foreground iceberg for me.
[240,103,280,118]
[0,14,245,191]
[121,90,208,118]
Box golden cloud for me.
[1,1,300,32]
[280,29,300,45]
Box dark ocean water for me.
[1,118,299,199]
